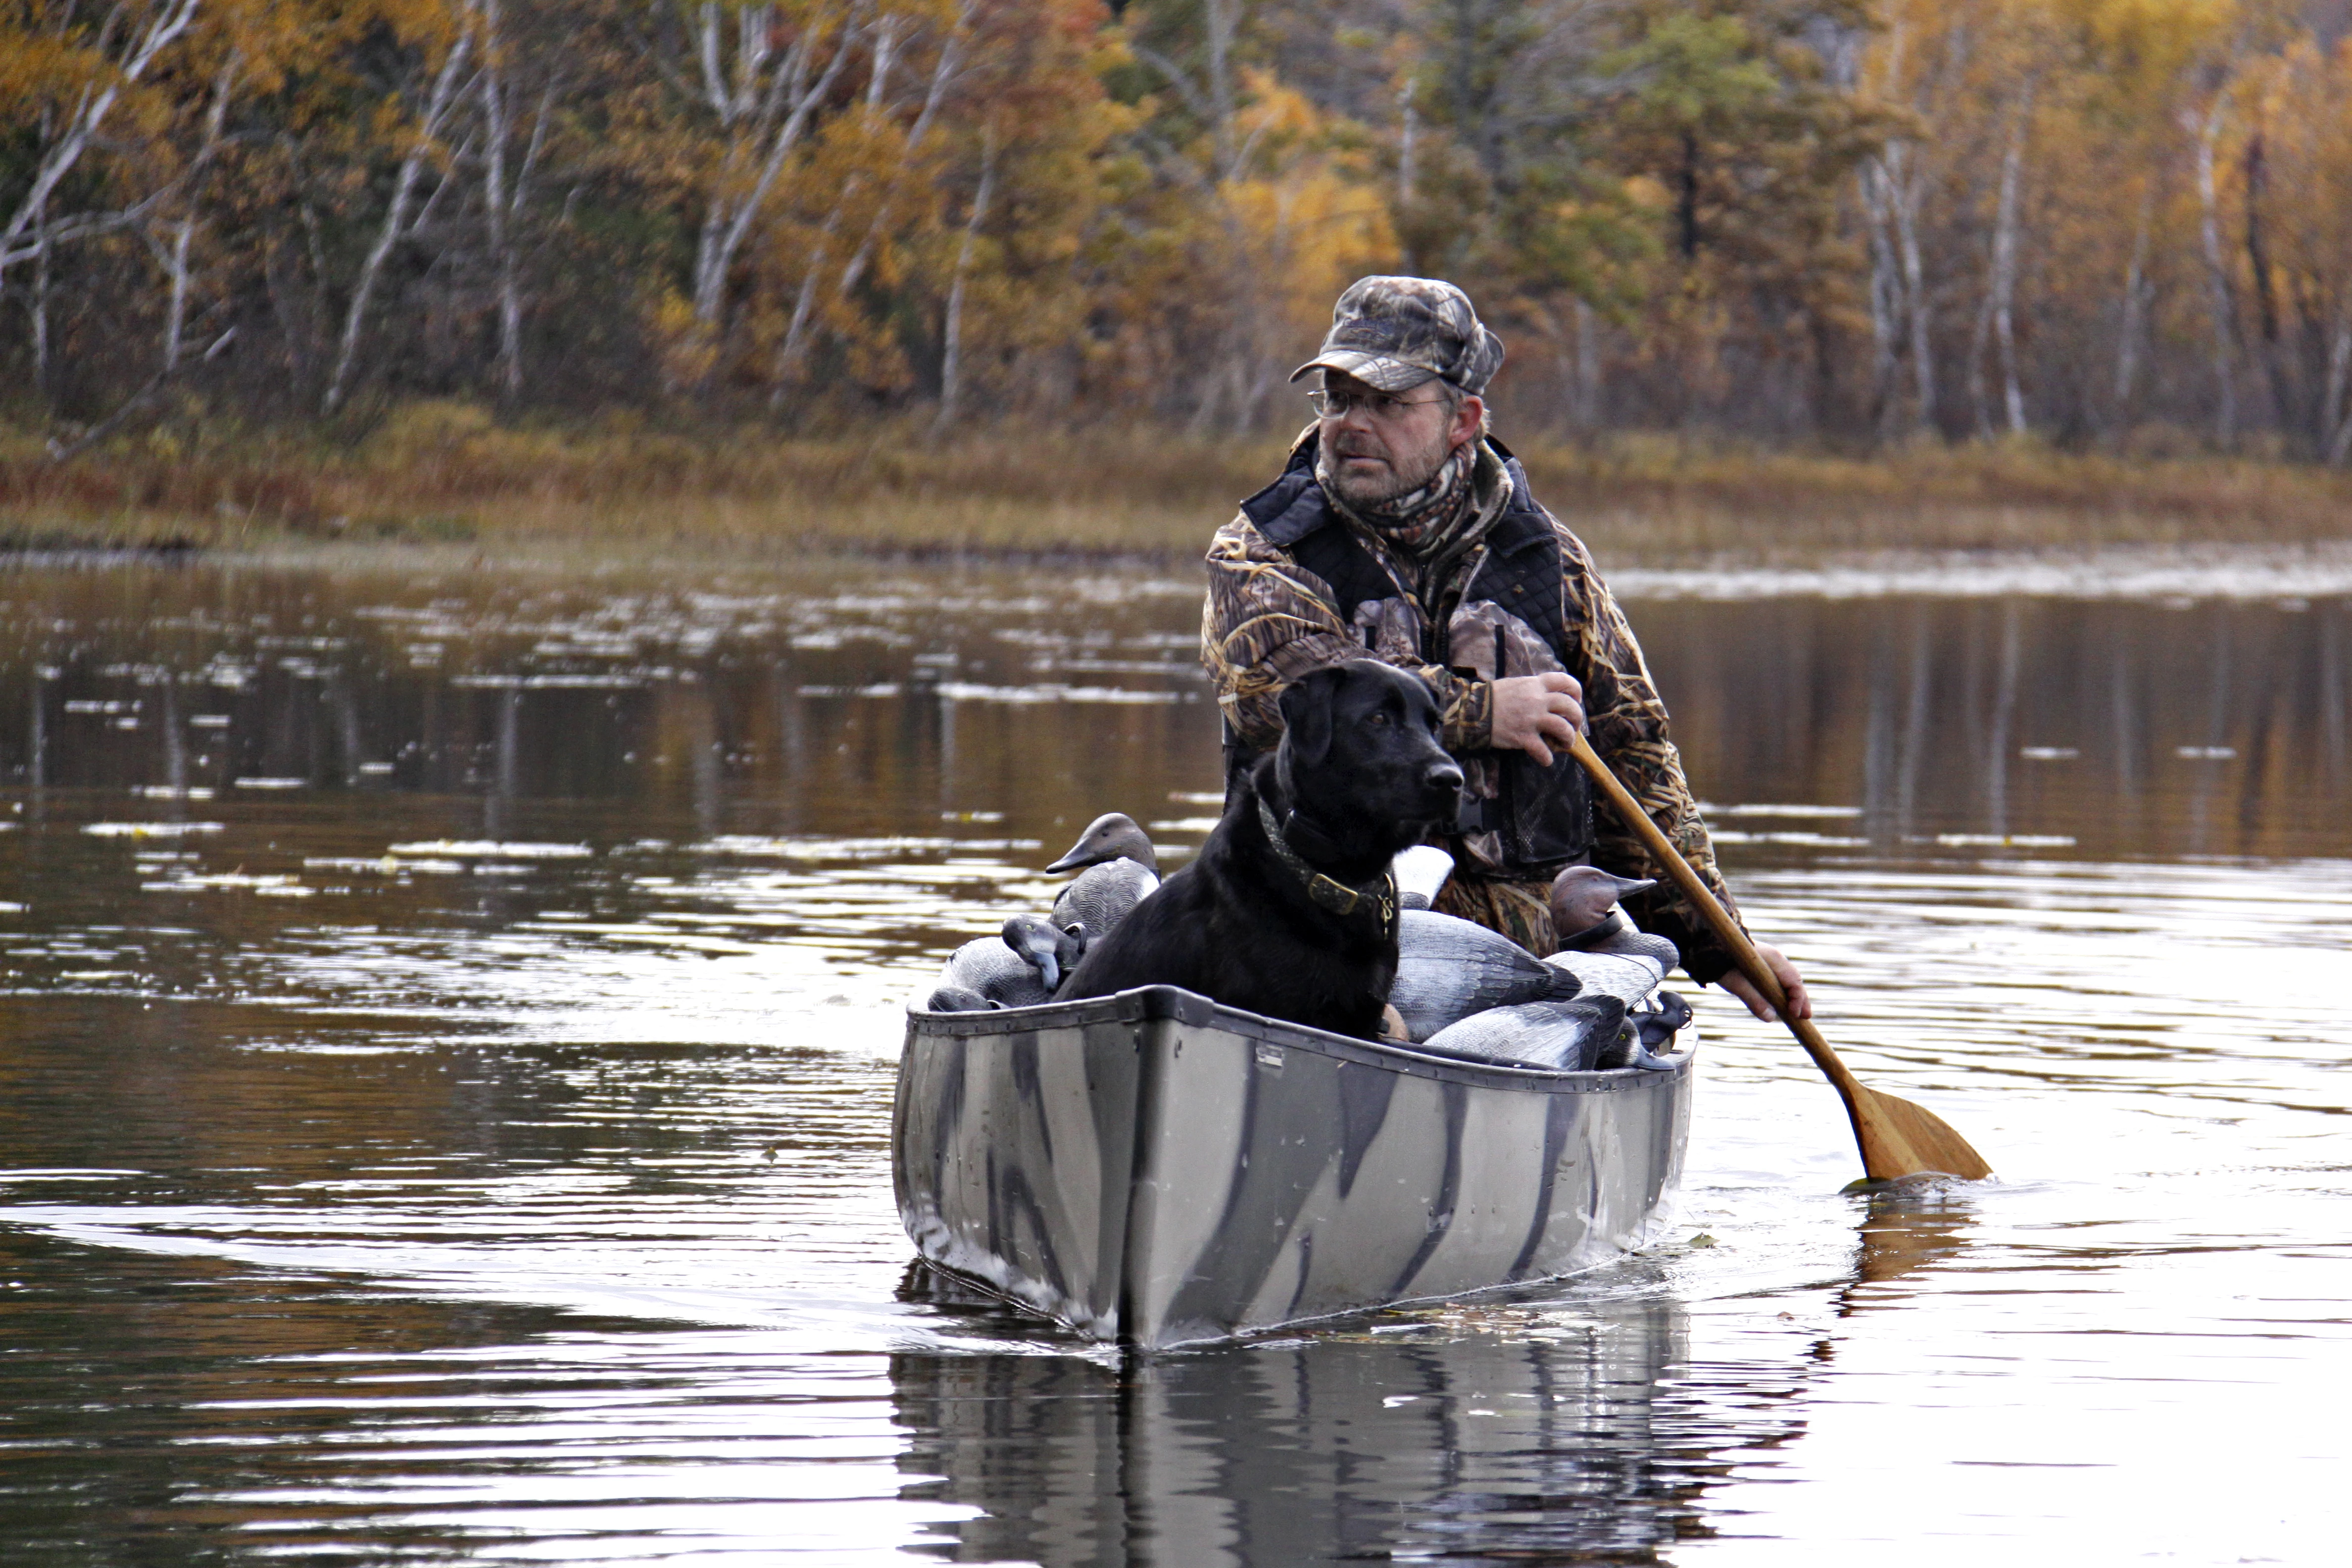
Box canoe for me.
[892,983,1694,1349]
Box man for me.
[1200,275,1809,1022]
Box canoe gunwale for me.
[904,983,1693,1096]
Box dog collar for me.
[1257,798,1398,935]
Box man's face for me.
[1317,371,1475,508]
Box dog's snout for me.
[1426,759,1465,793]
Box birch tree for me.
[320,21,477,413]
[679,0,864,346]
[0,0,203,291]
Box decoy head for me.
[1548,865,1655,932]
[1001,913,1085,991]
[1046,812,1158,875]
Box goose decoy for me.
[1548,866,1656,950]
[1584,920,1681,970]
[934,936,1038,1006]
[1390,908,1579,1043]
[1045,812,1160,942]
[1418,995,1630,1072]
[1542,939,1674,1012]
[1391,844,1456,911]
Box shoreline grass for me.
[5,404,2350,566]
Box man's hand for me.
[1490,672,1584,764]
[1719,942,1811,1023]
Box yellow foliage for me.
[8,0,2352,452]
[1219,73,1397,355]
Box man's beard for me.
[1322,431,1451,508]
[1316,431,1486,564]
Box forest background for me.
[5,0,2352,554]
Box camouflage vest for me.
[1226,438,1594,876]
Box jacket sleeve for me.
[1202,513,1493,752]
[1554,522,1748,985]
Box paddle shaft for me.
[1560,729,1871,1111]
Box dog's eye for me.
[1368,711,1390,726]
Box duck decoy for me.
[924,983,997,1014]
[934,914,1085,1010]
[1418,995,1630,1071]
[1548,866,1656,950]
[1543,939,1674,1013]
[934,937,1038,1006]
[1045,812,1160,942]
[1592,989,1693,1070]
[1390,909,1579,1043]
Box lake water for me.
[1,547,2348,1565]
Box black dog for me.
[1058,660,1463,1039]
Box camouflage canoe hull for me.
[893,985,1692,1349]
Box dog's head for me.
[1276,660,1464,846]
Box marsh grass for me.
[4,404,2348,563]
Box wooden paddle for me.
[1562,729,1992,1183]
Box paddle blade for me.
[1853,1085,1993,1181]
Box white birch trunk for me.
[1990,86,2032,437]
[2111,187,2154,430]
[1862,24,1918,434]
[933,130,999,436]
[1890,145,1935,431]
[771,196,852,397]
[1204,0,1240,181]
[479,0,522,397]
[1968,279,1994,438]
[1861,157,1901,431]
[835,10,970,303]
[30,192,52,388]
[1398,77,1417,206]
[162,220,196,373]
[686,6,861,338]
[866,15,899,107]
[2193,97,2240,444]
[1574,299,1601,430]
[2324,316,2352,467]
[163,52,241,373]
[321,30,477,414]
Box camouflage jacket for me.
[1201,429,1746,982]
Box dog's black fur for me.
[1058,660,1463,1038]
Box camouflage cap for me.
[1288,275,1507,396]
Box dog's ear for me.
[1277,665,1349,770]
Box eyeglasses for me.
[1307,388,1449,420]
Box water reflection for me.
[1,563,2348,862]
[1640,594,2352,860]
[895,1278,1759,1566]
[1846,1185,1977,1301]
